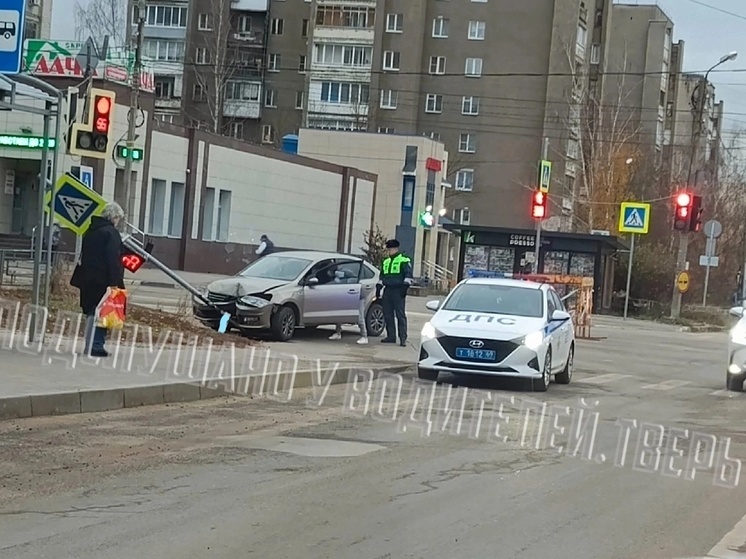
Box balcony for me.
[313,26,375,44]
[231,0,268,11]
[223,100,261,119]
[230,30,265,47]
[155,98,181,109]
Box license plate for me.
[455,347,497,361]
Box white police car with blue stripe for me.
[418,278,575,392]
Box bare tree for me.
[74,0,127,50]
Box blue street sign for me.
[618,202,651,235]
[0,0,26,75]
[44,173,106,235]
[80,166,93,189]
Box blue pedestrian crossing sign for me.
[618,202,651,235]
[538,160,552,193]
[44,173,106,235]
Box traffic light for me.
[121,251,145,273]
[69,88,116,159]
[116,145,144,161]
[689,195,703,232]
[419,206,434,228]
[673,192,692,231]
[531,190,547,219]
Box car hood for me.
[207,276,289,297]
[431,310,546,340]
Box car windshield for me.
[442,283,544,318]
[237,255,312,281]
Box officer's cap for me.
[385,239,400,248]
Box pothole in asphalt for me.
[212,435,387,457]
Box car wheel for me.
[532,349,551,392]
[555,344,573,385]
[270,306,296,341]
[726,372,744,392]
[417,367,438,381]
[366,302,385,337]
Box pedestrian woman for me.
[72,202,126,357]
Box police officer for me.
[379,239,413,346]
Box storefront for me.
[443,224,627,313]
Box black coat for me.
[77,216,125,315]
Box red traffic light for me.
[676,193,691,207]
[93,95,111,134]
[531,191,546,219]
[96,97,111,115]
[122,253,144,273]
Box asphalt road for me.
[1,318,746,559]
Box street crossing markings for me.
[577,373,632,385]
[58,195,94,222]
[641,379,692,391]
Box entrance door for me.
[11,174,35,235]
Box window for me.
[136,4,187,28]
[264,89,276,107]
[202,187,215,241]
[465,57,482,77]
[462,96,479,115]
[168,182,185,237]
[427,131,441,141]
[576,24,587,60]
[319,82,370,105]
[455,208,471,225]
[195,47,210,64]
[383,50,400,70]
[192,83,205,101]
[144,40,184,61]
[429,56,446,75]
[314,44,373,67]
[198,13,212,30]
[432,16,449,38]
[267,53,280,71]
[425,93,442,113]
[378,127,395,134]
[459,133,476,153]
[226,81,259,101]
[228,122,243,139]
[567,138,579,160]
[661,59,669,92]
[217,190,231,242]
[148,179,167,235]
[443,284,544,318]
[302,19,309,37]
[468,20,485,40]
[296,90,305,109]
[262,124,275,144]
[386,13,402,32]
[455,169,474,191]
[271,18,284,35]
[380,90,398,109]
[315,6,375,28]
[590,43,601,64]
[237,15,251,33]
[154,77,174,98]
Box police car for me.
[418,277,575,392]
[726,304,746,391]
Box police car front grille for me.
[438,336,519,362]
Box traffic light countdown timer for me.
[673,192,703,232]
[68,88,116,160]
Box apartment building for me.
[25,0,53,40]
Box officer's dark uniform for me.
[379,239,413,346]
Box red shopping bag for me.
[96,287,128,330]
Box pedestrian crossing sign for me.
[618,202,651,235]
[44,172,107,235]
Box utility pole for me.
[122,0,146,218]
[533,137,549,273]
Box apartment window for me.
[228,122,243,139]
[465,57,482,77]
[468,20,485,40]
[192,83,205,101]
[198,13,212,30]
[314,44,373,67]
[299,55,307,72]
[455,208,471,225]
[154,77,175,98]
[567,138,579,160]
[159,114,175,124]
[661,59,669,92]
[167,182,185,237]
[378,127,395,134]
[320,82,370,105]
[459,133,476,153]
[267,53,280,71]
[237,15,251,33]
[148,179,167,235]
[386,13,402,32]
[656,120,664,149]
[226,81,259,101]
[271,18,284,35]
[590,43,601,65]
[427,131,441,142]
[144,39,184,61]
[429,56,446,75]
[315,6,375,28]
[217,191,232,242]
[425,93,443,113]
[302,19,309,37]
[195,47,210,65]
[202,187,215,241]
[455,170,474,192]
[462,96,479,115]
[264,89,277,107]
[262,124,275,144]
[136,4,187,28]
[296,91,305,109]
[383,50,400,71]
[380,90,398,109]
[432,16,449,38]
[576,24,587,60]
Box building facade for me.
[24,0,53,41]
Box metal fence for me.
[0,249,76,287]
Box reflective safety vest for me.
[382,253,410,276]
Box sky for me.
[51,0,746,141]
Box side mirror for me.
[551,309,571,322]
[425,300,440,312]
[729,306,745,318]
[306,277,319,287]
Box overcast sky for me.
[51,0,746,141]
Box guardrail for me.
[0,249,76,287]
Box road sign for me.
[44,173,106,235]
[80,165,93,189]
[676,271,690,294]
[700,255,719,268]
[0,0,26,75]
[618,202,651,234]
[538,160,552,193]
[703,219,722,239]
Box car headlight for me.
[522,330,544,351]
[421,322,438,341]
[731,323,746,345]
[238,295,271,308]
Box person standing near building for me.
[255,234,275,258]
[379,239,413,346]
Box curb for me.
[0,364,411,421]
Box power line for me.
[682,0,746,21]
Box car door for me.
[549,289,571,367]
[359,262,377,304]
[303,260,361,323]
[545,290,562,372]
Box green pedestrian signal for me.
[116,145,144,161]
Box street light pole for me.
[670,51,737,319]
